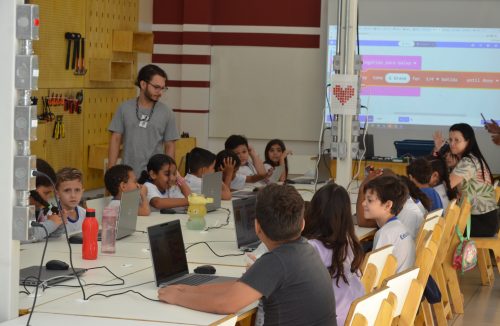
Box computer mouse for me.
[160,208,177,214]
[46,259,69,270]
[193,264,216,275]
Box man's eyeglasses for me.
[147,82,168,93]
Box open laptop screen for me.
[232,197,259,249]
[148,220,188,286]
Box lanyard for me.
[67,207,80,223]
[135,97,156,122]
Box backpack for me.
[452,217,477,273]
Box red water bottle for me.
[82,208,98,260]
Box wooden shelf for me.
[112,30,154,53]
[89,58,133,82]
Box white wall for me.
[0,0,21,321]
[140,0,500,173]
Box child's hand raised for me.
[221,157,236,174]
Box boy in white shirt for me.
[362,175,416,272]
[185,147,231,200]
[104,164,150,216]
[224,135,269,183]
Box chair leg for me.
[421,300,434,326]
[432,266,453,320]
[442,263,464,314]
[477,248,494,286]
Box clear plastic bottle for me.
[101,206,118,254]
[82,208,98,260]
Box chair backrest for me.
[397,278,425,326]
[446,197,472,263]
[415,216,441,251]
[381,267,420,317]
[435,199,460,264]
[85,196,112,223]
[415,218,443,284]
[425,208,444,221]
[495,186,500,203]
[345,286,394,326]
[361,245,396,292]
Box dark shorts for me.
[470,208,499,237]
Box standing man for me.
[108,64,179,176]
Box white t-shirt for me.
[238,161,257,176]
[373,218,416,273]
[434,183,450,210]
[144,182,185,212]
[230,173,246,190]
[185,173,202,195]
[398,197,425,240]
[264,163,273,172]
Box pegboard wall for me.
[29,0,141,189]
[85,0,138,88]
[83,88,136,189]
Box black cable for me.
[356,6,360,55]
[32,171,87,300]
[185,241,245,257]
[48,266,125,288]
[204,208,231,231]
[25,222,49,326]
[84,280,159,302]
[85,289,160,302]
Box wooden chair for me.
[415,219,444,326]
[345,286,397,326]
[415,216,441,251]
[381,267,420,321]
[471,184,500,286]
[427,200,461,325]
[441,197,471,315]
[361,245,398,293]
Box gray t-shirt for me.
[108,99,179,176]
[239,237,337,326]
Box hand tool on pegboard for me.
[52,115,65,139]
[42,96,55,122]
[65,32,75,70]
[75,90,83,114]
[75,38,87,75]
[71,33,81,70]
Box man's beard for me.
[144,88,159,103]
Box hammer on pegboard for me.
[65,32,81,70]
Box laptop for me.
[267,165,284,184]
[69,188,140,243]
[201,171,222,212]
[292,154,332,184]
[19,266,86,287]
[232,196,261,251]
[148,220,236,287]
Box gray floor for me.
[450,265,500,325]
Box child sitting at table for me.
[138,154,191,211]
[185,147,231,200]
[30,167,87,240]
[104,164,150,216]
[407,157,443,211]
[362,175,416,272]
[302,182,365,326]
[27,159,58,242]
[428,156,457,210]
[215,149,244,191]
[158,184,337,325]
[263,139,291,182]
[225,135,269,183]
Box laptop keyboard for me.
[170,274,217,286]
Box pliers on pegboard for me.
[52,115,65,139]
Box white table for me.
[7,183,375,325]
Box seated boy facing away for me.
[224,135,270,183]
[215,149,244,191]
[185,147,231,200]
[158,184,337,326]
[407,157,443,211]
[104,164,150,216]
[362,175,416,272]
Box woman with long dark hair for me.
[447,123,498,236]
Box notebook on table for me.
[232,196,261,251]
[19,266,86,287]
[69,188,140,243]
[147,220,236,287]
[292,154,332,184]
